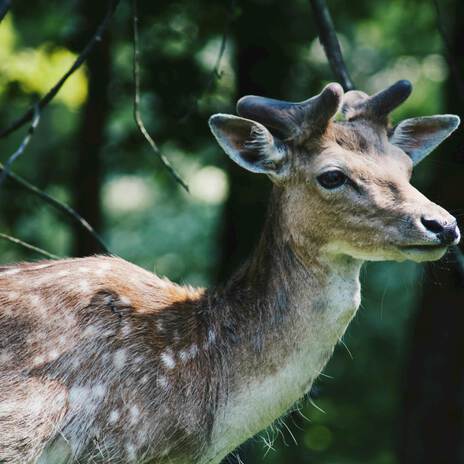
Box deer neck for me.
[220,190,362,360]
[206,192,362,462]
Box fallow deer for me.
[0,80,460,464]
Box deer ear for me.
[389,115,460,166]
[209,114,289,179]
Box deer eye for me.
[317,170,347,189]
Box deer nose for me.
[421,216,459,245]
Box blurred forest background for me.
[0,0,463,463]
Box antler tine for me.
[237,83,343,141]
[368,79,412,117]
[236,96,300,139]
[342,80,413,122]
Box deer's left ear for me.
[209,114,289,180]
[389,115,460,166]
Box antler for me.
[236,83,343,141]
[342,80,413,122]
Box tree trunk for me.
[398,1,464,462]
[72,0,111,257]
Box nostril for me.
[421,216,445,234]
[442,222,459,245]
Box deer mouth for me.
[398,243,448,262]
[401,243,447,252]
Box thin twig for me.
[0,162,109,253]
[180,3,234,123]
[0,0,120,139]
[0,232,60,259]
[0,0,10,23]
[0,104,40,189]
[309,0,354,91]
[432,0,464,101]
[132,0,189,192]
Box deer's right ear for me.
[209,114,289,179]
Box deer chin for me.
[322,240,449,263]
[322,241,405,262]
[397,243,448,262]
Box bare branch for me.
[180,4,234,123]
[0,104,40,189]
[0,0,10,23]
[309,0,354,91]
[132,0,189,192]
[0,163,109,253]
[0,232,60,260]
[0,0,120,139]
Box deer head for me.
[209,80,460,263]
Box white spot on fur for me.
[0,351,12,364]
[157,375,169,390]
[160,349,176,369]
[179,343,199,363]
[33,355,45,366]
[7,291,18,300]
[113,349,127,369]
[204,329,216,349]
[1,268,20,276]
[129,405,140,425]
[156,321,164,332]
[55,269,69,278]
[140,374,149,385]
[102,329,116,337]
[78,280,90,293]
[77,266,89,273]
[109,409,120,424]
[121,324,132,337]
[95,262,112,277]
[126,441,136,460]
[48,349,59,361]
[82,325,98,337]
[28,392,46,415]
[188,343,199,359]
[120,295,132,306]
[161,446,171,457]
[179,350,189,363]
[93,383,107,398]
[28,294,42,307]
[69,386,89,406]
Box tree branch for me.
[132,0,189,192]
[0,162,109,253]
[309,0,354,91]
[0,0,120,139]
[180,2,235,123]
[0,232,60,260]
[0,104,40,189]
